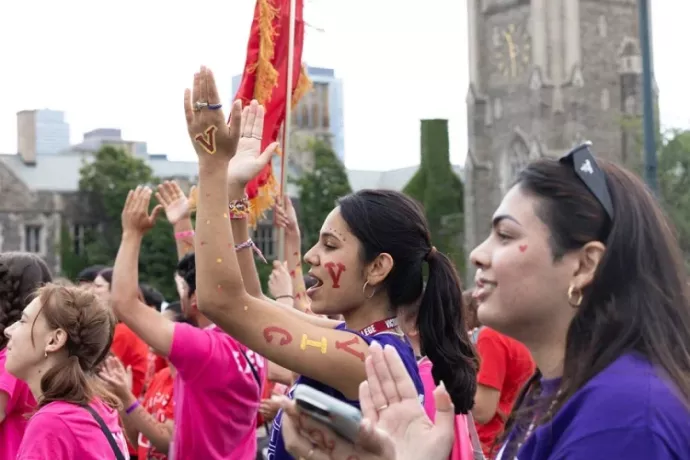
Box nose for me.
[469,237,491,271]
[303,243,319,266]
[4,321,17,339]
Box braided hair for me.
[0,252,52,349]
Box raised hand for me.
[268,260,293,300]
[98,355,133,401]
[274,196,299,237]
[121,186,163,236]
[360,342,455,460]
[155,181,193,225]
[227,100,279,189]
[183,66,242,162]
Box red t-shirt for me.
[475,327,535,457]
[111,322,150,455]
[138,367,175,460]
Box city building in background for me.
[16,109,70,160]
[231,65,345,162]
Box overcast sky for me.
[0,0,687,171]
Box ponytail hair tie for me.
[424,246,437,262]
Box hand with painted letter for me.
[155,180,193,225]
[183,66,242,162]
[227,100,279,188]
[121,186,163,237]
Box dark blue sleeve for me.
[551,428,676,460]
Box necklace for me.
[513,390,563,457]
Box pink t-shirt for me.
[0,348,36,459]
[419,357,474,460]
[16,399,129,459]
[168,323,265,460]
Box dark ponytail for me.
[339,190,478,414]
[418,251,478,413]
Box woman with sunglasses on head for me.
[469,144,690,459]
[5,283,128,459]
[182,66,478,459]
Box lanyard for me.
[358,317,399,337]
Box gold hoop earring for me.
[568,285,583,307]
[362,281,377,300]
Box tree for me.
[403,120,465,274]
[64,146,178,300]
[658,130,690,265]
[294,139,353,251]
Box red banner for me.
[233,0,311,226]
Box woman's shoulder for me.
[556,354,690,439]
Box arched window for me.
[500,135,530,194]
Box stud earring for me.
[44,351,48,359]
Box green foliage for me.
[403,120,465,275]
[59,224,88,280]
[293,139,353,252]
[62,146,179,300]
[658,130,690,266]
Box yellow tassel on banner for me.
[291,65,313,109]
[250,0,280,105]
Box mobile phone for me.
[292,384,363,443]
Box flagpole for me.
[277,0,297,262]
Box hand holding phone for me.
[292,384,363,443]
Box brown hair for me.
[0,252,52,349]
[498,157,690,457]
[31,283,119,410]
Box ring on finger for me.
[376,404,388,411]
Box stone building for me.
[464,0,652,280]
[1,112,455,275]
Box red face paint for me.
[262,326,293,345]
[290,269,296,278]
[335,337,365,362]
[519,244,528,252]
[324,262,346,288]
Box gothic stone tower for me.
[464,0,645,282]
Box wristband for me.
[175,230,195,240]
[235,238,267,263]
[125,400,140,415]
[228,196,251,219]
[275,295,294,300]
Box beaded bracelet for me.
[228,196,250,220]
[235,238,267,263]
[174,230,195,240]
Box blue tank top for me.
[266,323,425,459]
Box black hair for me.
[338,189,478,413]
[176,253,196,297]
[76,265,107,283]
[0,252,53,349]
[140,283,165,311]
[97,268,113,287]
[499,157,690,456]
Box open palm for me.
[227,100,279,188]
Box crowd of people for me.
[1,65,689,460]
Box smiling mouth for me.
[473,279,497,302]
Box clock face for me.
[492,22,531,79]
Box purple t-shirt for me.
[267,323,424,460]
[497,353,690,460]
